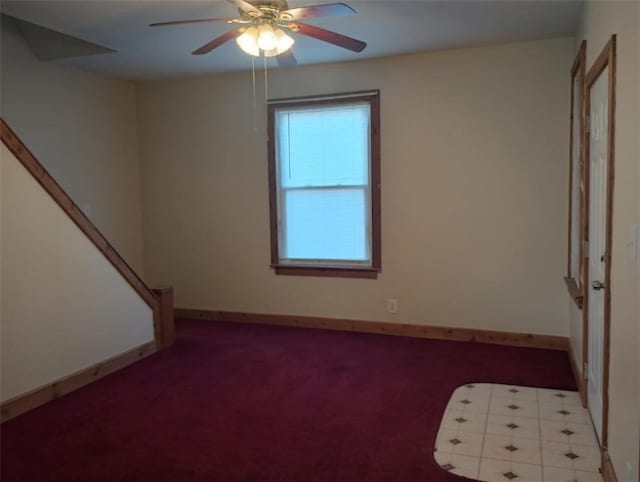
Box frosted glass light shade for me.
[276,29,294,52]
[263,29,294,57]
[237,25,294,57]
[257,24,278,51]
[236,27,259,56]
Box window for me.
[565,41,586,308]
[267,91,381,278]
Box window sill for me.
[564,276,584,309]
[272,264,379,279]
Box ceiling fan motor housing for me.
[242,0,290,18]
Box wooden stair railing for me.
[0,118,174,421]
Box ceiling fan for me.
[150,0,367,67]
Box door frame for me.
[565,40,587,313]
[582,34,616,449]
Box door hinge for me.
[583,240,589,256]
[585,115,591,133]
[583,362,588,380]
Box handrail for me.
[0,118,160,315]
[0,120,175,422]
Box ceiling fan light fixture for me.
[237,23,294,58]
[257,23,278,51]
[154,0,367,62]
[236,26,260,56]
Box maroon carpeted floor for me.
[1,319,576,481]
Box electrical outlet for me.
[387,299,398,314]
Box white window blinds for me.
[275,102,372,263]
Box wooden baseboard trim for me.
[601,449,618,482]
[176,308,569,351]
[568,341,588,407]
[0,341,156,423]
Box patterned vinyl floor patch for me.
[434,384,602,482]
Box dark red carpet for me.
[1,319,576,481]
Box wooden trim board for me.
[601,449,618,482]
[152,286,175,348]
[0,118,159,312]
[0,342,156,423]
[564,276,584,309]
[272,264,379,279]
[566,40,586,301]
[175,308,569,351]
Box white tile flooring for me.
[434,383,602,482]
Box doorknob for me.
[591,280,605,290]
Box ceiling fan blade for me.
[292,23,366,52]
[192,28,244,55]
[226,0,262,16]
[276,50,298,68]
[280,3,356,19]
[150,18,235,27]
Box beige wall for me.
[572,1,640,480]
[0,144,155,401]
[137,37,573,336]
[0,18,146,273]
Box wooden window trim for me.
[272,265,379,279]
[267,90,381,279]
[565,41,587,309]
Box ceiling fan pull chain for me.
[264,55,269,107]
[252,56,257,132]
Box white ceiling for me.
[1,0,583,80]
